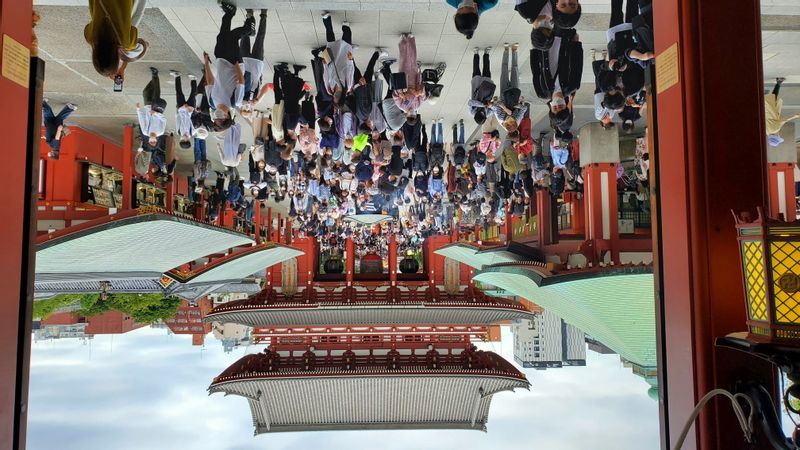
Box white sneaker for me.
[169,70,180,77]
[321,11,330,19]
[474,46,480,54]
[377,48,389,59]
[187,74,197,80]
[342,21,350,27]
[66,103,78,111]
[484,46,492,54]
[504,42,510,49]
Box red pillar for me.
[254,200,261,244]
[1,0,36,447]
[535,189,552,245]
[563,191,585,235]
[767,162,796,221]
[194,191,206,221]
[653,0,777,447]
[121,125,134,210]
[582,163,619,263]
[345,237,355,282]
[389,234,397,282]
[266,207,273,242]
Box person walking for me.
[85,0,149,79]
[766,77,800,145]
[468,47,496,125]
[446,0,499,40]
[394,33,428,115]
[204,2,252,131]
[239,8,269,116]
[321,12,356,98]
[137,66,167,147]
[491,43,527,133]
[42,99,77,160]
[170,71,197,149]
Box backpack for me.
[453,145,466,166]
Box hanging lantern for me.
[323,255,344,274]
[399,252,420,274]
[734,208,800,342]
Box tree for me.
[32,294,90,320]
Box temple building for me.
[209,326,528,433]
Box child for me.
[42,99,77,160]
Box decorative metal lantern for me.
[734,208,800,342]
[323,256,344,274]
[399,251,420,274]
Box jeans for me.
[42,101,74,144]
[500,47,519,94]
[430,122,443,145]
[452,122,465,144]
[193,137,207,162]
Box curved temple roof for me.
[168,244,304,286]
[434,243,524,270]
[473,266,657,368]
[36,211,254,279]
[209,351,528,434]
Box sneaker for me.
[43,97,49,104]
[342,21,350,27]
[484,46,492,54]
[260,9,267,17]
[377,48,389,59]
[220,2,236,15]
[504,42,509,49]
[590,48,596,61]
[382,58,397,66]
[511,42,519,51]
[474,46,480,54]
[245,16,256,36]
[351,44,359,51]
[169,70,180,77]
[321,11,330,19]
[601,49,607,60]
[66,103,78,111]
[246,8,254,17]
[187,74,197,80]
[47,151,59,160]
[777,77,787,84]
[293,64,307,75]
[438,118,444,124]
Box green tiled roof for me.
[473,268,656,368]
[434,243,523,270]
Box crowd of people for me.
[41,0,664,247]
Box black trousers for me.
[143,74,167,111]
[175,76,197,107]
[380,64,394,99]
[214,10,249,63]
[323,15,352,44]
[472,52,491,78]
[610,0,639,27]
[239,13,267,61]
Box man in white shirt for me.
[217,122,244,174]
[205,3,251,131]
[170,71,197,149]
[238,9,268,118]
[137,67,166,147]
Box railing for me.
[211,348,526,384]
[208,287,530,314]
[618,210,651,228]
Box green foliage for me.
[33,293,181,323]
[83,293,181,322]
[32,294,89,319]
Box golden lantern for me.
[734,208,800,342]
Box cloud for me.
[27,327,659,450]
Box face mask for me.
[214,109,227,120]
[551,96,566,108]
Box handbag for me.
[390,73,407,91]
[426,83,444,98]
[421,68,438,84]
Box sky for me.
[26,326,660,450]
